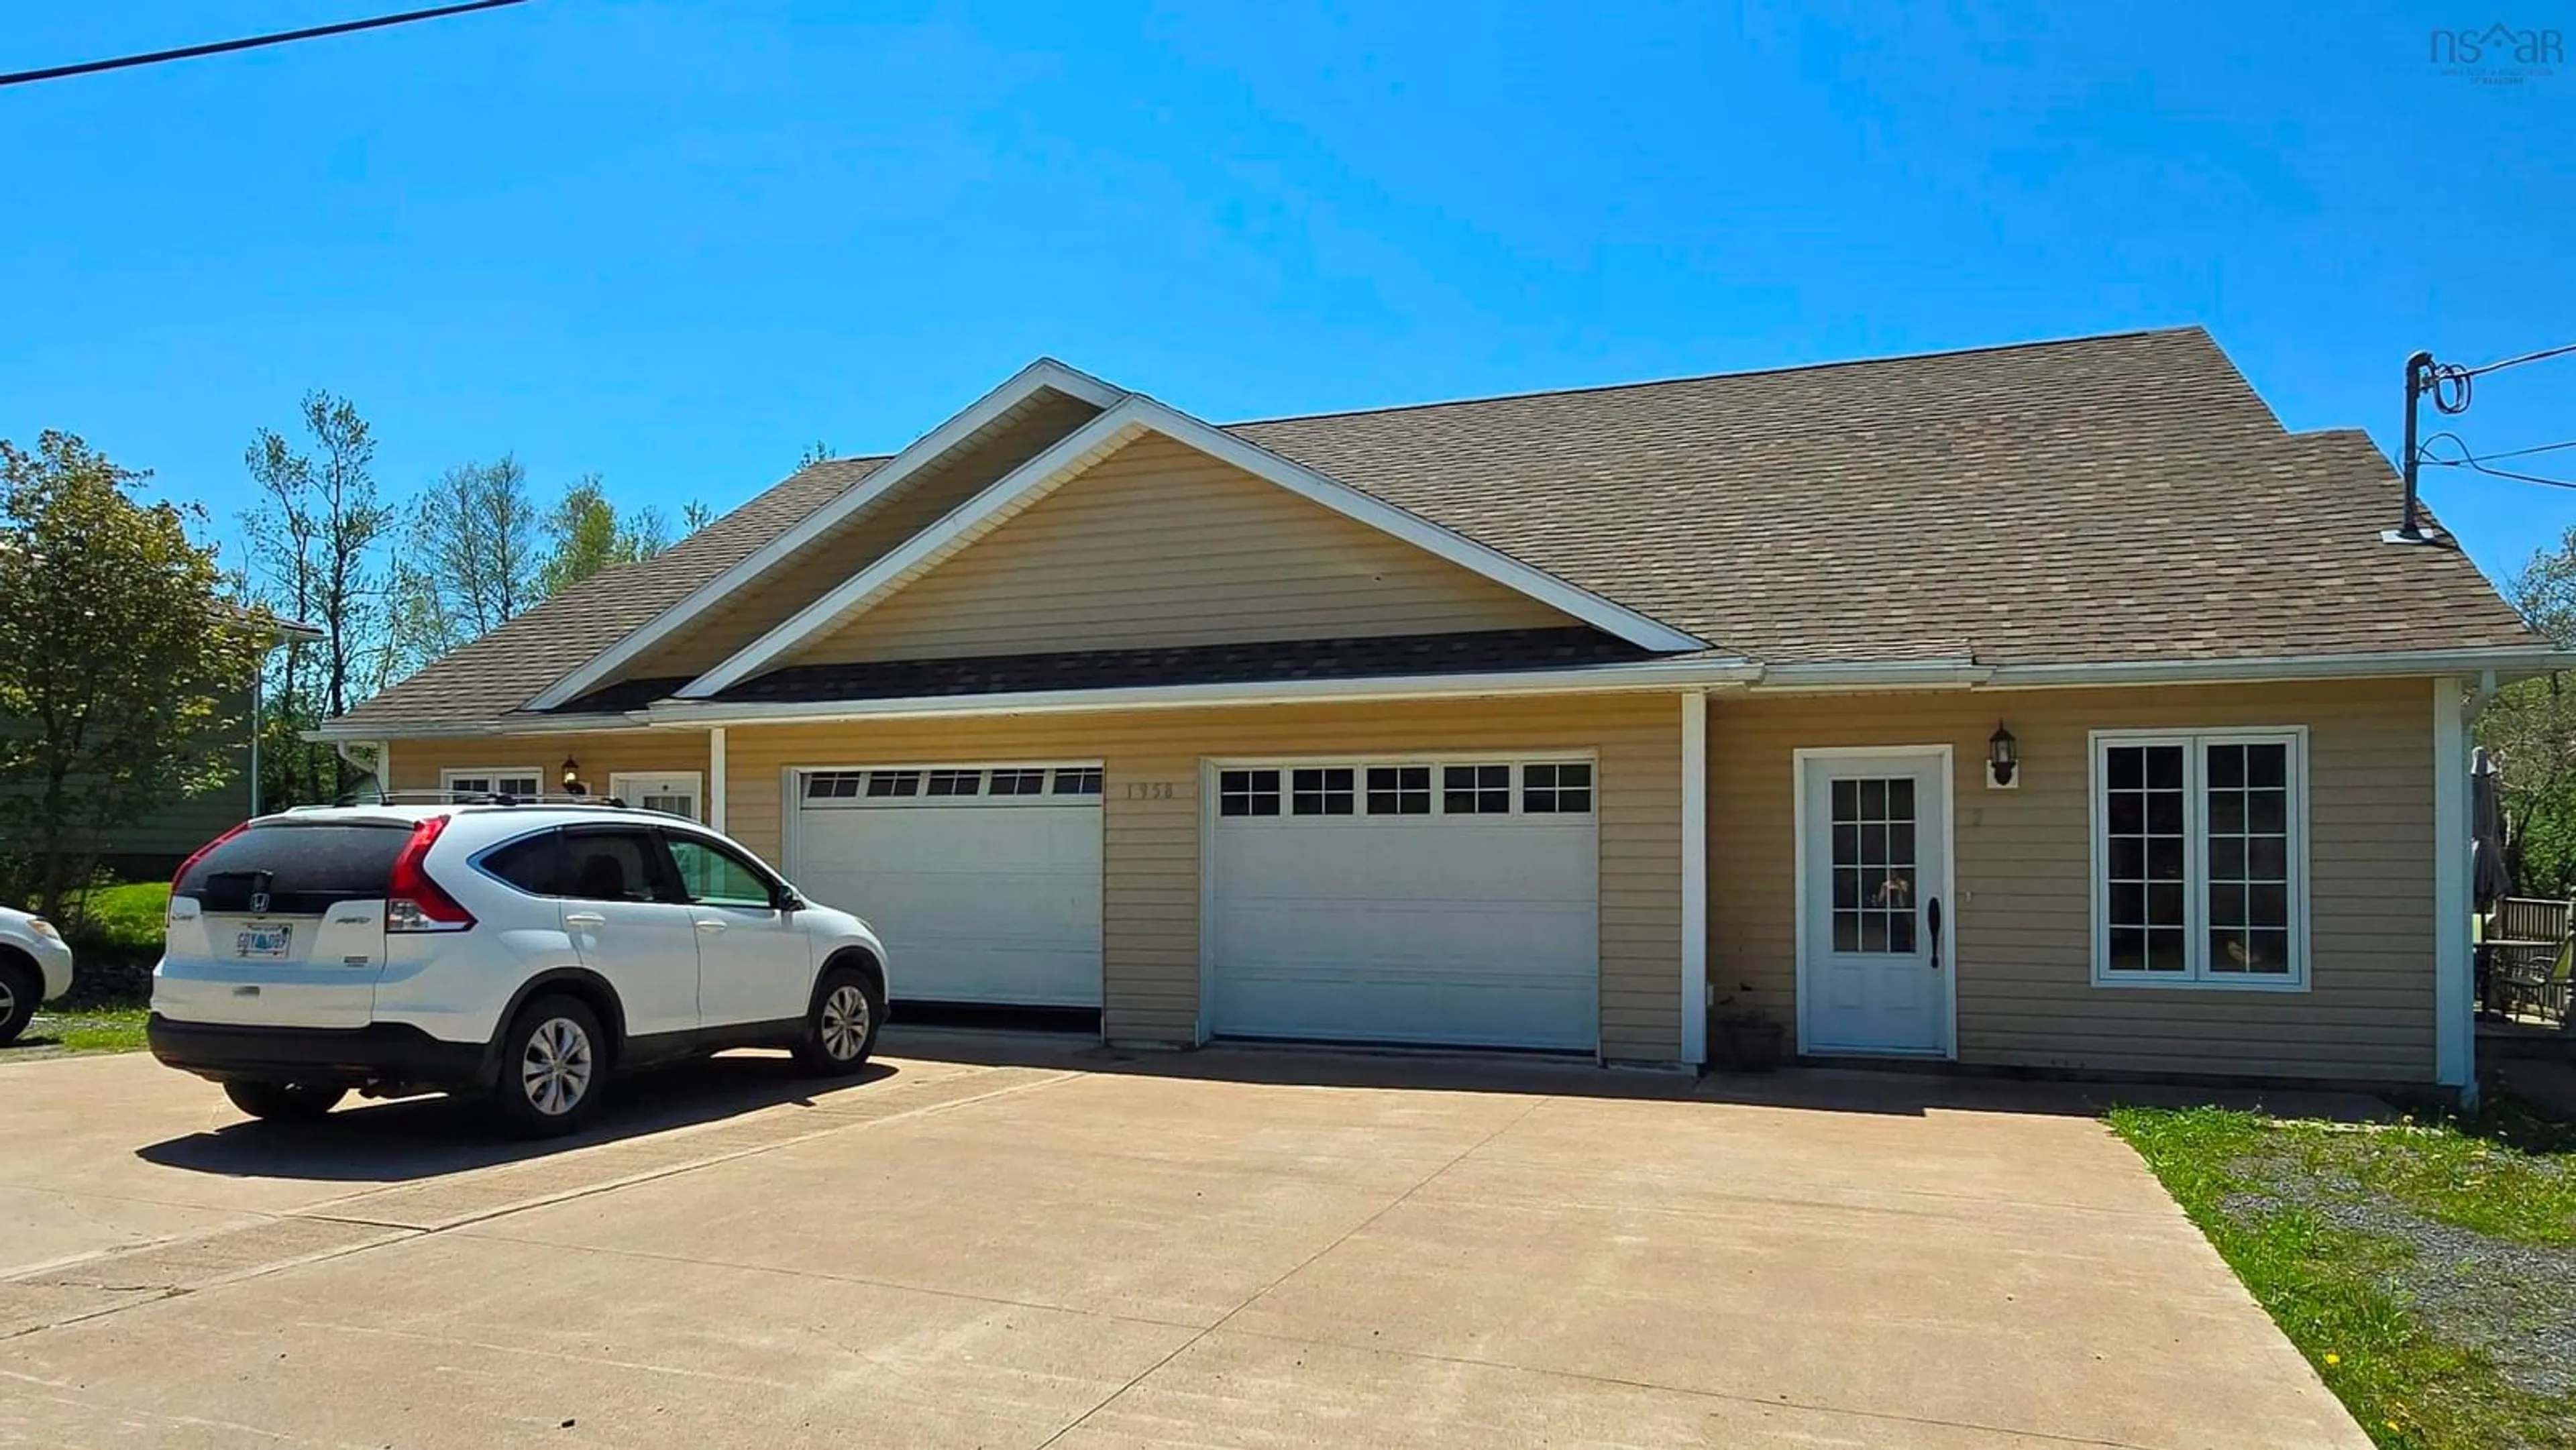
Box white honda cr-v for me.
[148,799,890,1136]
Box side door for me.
[557,826,702,1038]
[663,830,814,1028]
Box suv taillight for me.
[386,816,476,933]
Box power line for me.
[2463,341,2576,378]
[2418,435,2576,490]
[0,0,529,89]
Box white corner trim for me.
[2433,678,2475,1095]
[708,727,729,832]
[1679,691,1709,1066]
[524,358,1127,712]
[678,394,1707,700]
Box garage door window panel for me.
[1220,769,1282,817]
[1291,767,1355,816]
[1523,763,1593,814]
[989,769,1047,796]
[1367,766,1432,816]
[1444,765,1511,815]
[1053,767,1104,796]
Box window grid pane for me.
[2204,741,2292,974]
[987,769,1046,796]
[1829,774,1917,954]
[1219,769,1281,818]
[1291,767,1356,816]
[2102,744,2189,973]
[1366,765,1431,816]
[1051,767,1103,796]
[865,770,922,798]
[1442,763,1511,815]
[804,771,864,799]
[1523,761,1593,814]
[926,769,983,797]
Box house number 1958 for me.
[1123,781,1177,801]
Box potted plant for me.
[1711,986,1785,1072]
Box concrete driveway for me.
[0,1037,2367,1449]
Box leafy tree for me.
[241,392,392,805]
[388,455,541,677]
[537,474,669,597]
[2478,524,2576,894]
[0,434,264,915]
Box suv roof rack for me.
[326,790,634,810]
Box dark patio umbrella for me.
[2473,747,2513,909]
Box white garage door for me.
[790,765,1104,1007]
[1208,758,1599,1051]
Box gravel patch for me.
[2225,1149,2576,1402]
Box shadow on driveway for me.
[878,1025,2399,1123]
[133,1053,897,1184]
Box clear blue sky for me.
[4,2,2570,594]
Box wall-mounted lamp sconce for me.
[560,756,587,796]
[1986,724,2019,790]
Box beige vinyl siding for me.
[387,731,713,801]
[605,389,1106,685]
[786,434,1576,667]
[1708,679,2437,1082]
[720,693,1682,1060]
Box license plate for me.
[235,926,292,959]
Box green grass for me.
[62,881,170,955]
[2113,1105,2576,1449]
[15,1005,149,1056]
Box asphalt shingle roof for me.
[562,628,1655,713]
[337,327,2537,732]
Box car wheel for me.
[223,1079,349,1121]
[492,995,607,1138]
[0,960,40,1048]
[793,966,882,1076]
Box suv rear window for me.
[178,822,413,915]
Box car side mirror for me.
[770,887,802,913]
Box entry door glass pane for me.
[1829,775,1917,954]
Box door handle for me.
[694,919,727,933]
[564,911,606,929]
[1927,897,1943,972]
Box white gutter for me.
[315,645,2574,736]
[1752,646,2575,693]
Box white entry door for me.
[790,765,1104,1007]
[1206,758,1599,1051]
[1796,748,1953,1057]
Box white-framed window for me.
[2090,728,2308,991]
[441,767,544,801]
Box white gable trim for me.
[523,358,1126,712]
[678,396,1707,699]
